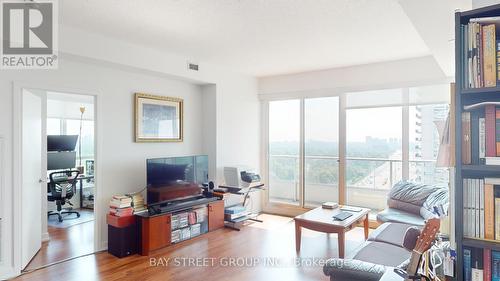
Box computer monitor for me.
[47,135,78,152]
[47,151,76,170]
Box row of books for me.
[463,178,500,240]
[464,247,500,281]
[460,18,500,89]
[462,104,500,165]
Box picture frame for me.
[135,93,183,142]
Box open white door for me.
[21,89,43,269]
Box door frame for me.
[261,94,345,216]
[12,81,101,274]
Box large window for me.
[346,106,402,212]
[409,104,449,187]
[47,118,95,163]
[265,85,450,214]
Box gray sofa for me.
[323,222,419,281]
[377,181,449,226]
[324,181,448,281]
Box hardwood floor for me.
[24,209,95,271]
[15,214,370,281]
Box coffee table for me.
[294,206,370,258]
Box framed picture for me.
[135,93,183,142]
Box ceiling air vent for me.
[187,62,199,71]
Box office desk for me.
[48,174,94,209]
[77,175,94,209]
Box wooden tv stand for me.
[136,198,224,255]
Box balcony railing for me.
[269,154,437,188]
[268,154,442,210]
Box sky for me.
[269,98,403,143]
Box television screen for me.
[146,155,209,204]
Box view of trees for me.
[269,138,401,186]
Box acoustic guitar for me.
[396,218,441,281]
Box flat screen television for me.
[146,155,208,205]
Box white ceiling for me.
[60,0,434,77]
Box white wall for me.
[0,58,204,276]
[0,25,260,278]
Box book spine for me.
[472,111,480,164]
[496,107,500,156]
[485,248,492,281]
[494,251,500,281]
[480,179,485,239]
[476,179,480,238]
[497,40,500,84]
[483,24,497,87]
[480,118,486,160]
[469,24,474,88]
[478,24,484,88]
[463,112,472,164]
[465,248,472,281]
[464,179,469,237]
[496,198,500,241]
[486,105,496,157]
[485,183,495,240]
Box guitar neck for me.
[406,250,422,278]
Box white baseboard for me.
[99,241,108,251]
[41,232,49,242]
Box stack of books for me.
[463,178,500,240]
[463,247,500,281]
[128,193,146,214]
[460,18,499,89]
[462,103,500,165]
[109,195,133,217]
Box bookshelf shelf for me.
[462,165,500,176]
[461,86,500,95]
[463,238,500,251]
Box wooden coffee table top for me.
[294,206,370,229]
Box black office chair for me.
[48,170,81,222]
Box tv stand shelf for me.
[136,198,224,255]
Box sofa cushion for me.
[388,181,438,207]
[352,241,411,267]
[368,222,417,247]
[323,258,388,281]
[377,208,425,226]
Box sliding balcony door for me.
[304,97,339,207]
[268,100,301,205]
[267,97,340,209]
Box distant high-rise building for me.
[412,104,449,186]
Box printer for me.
[223,166,261,188]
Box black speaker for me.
[108,224,137,258]
[208,181,215,190]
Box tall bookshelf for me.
[455,4,500,281]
